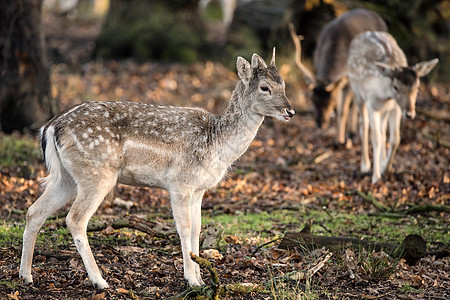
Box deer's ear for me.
[251,53,267,70]
[237,56,252,87]
[375,62,396,77]
[413,58,438,78]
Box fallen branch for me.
[86,215,173,239]
[279,223,426,265]
[417,107,450,122]
[398,204,450,215]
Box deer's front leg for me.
[359,102,371,173]
[369,111,383,183]
[191,189,205,285]
[170,188,200,286]
[382,106,401,174]
[380,110,389,164]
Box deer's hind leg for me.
[65,170,117,289]
[20,169,77,284]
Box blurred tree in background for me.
[0,0,57,134]
[94,0,207,63]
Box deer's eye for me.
[393,85,398,91]
[260,86,270,92]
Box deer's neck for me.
[211,81,264,165]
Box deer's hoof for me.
[19,275,33,285]
[93,279,109,289]
[186,276,202,287]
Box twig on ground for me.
[356,191,389,212]
[307,252,332,277]
[251,237,281,257]
[313,150,333,164]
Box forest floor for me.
[0,13,449,300]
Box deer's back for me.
[314,8,387,82]
[45,101,213,178]
[348,31,407,85]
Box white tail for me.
[19,51,294,288]
[347,31,438,183]
[289,9,387,146]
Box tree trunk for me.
[0,0,57,133]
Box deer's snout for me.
[285,108,295,119]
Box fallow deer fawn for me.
[289,9,387,146]
[19,50,294,288]
[347,31,438,183]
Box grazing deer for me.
[19,50,294,288]
[347,31,438,183]
[289,8,387,146]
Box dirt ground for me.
[0,13,449,300]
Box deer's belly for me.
[118,166,165,188]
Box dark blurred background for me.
[89,0,449,79]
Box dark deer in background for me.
[289,8,387,146]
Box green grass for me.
[0,222,24,245]
[2,207,447,251]
[266,263,319,300]
[0,279,18,289]
[202,208,449,246]
[0,135,41,168]
[399,284,424,294]
[0,134,42,178]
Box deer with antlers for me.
[289,9,387,146]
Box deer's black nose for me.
[286,109,295,118]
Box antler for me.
[289,22,316,88]
[270,47,276,67]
